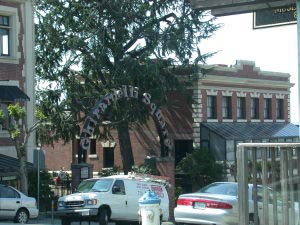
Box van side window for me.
[112,180,125,195]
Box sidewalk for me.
[0,216,175,225]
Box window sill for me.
[0,56,18,64]
[89,154,98,159]
[222,119,233,122]
[207,119,218,122]
[237,119,247,122]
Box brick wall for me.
[197,61,291,123]
[155,157,175,221]
[0,1,25,148]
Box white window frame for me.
[0,5,18,64]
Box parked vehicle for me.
[0,184,39,223]
[56,174,169,225]
[174,182,299,225]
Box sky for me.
[200,12,298,122]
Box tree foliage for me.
[176,148,224,191]
[35,0,219,172]
[0,104,47,194]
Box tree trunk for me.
[117,121,134,174]
[15,143,29,195]
[19,154,28,195]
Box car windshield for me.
[197,183,237,196]
[76,179,113,193]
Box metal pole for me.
[37,147,40,210]
[297,0,300,132]
[237,144,248,225]
[262,148,269,225]
[271,147,278,225]
[280,149,289,225]
[252,148,259,225]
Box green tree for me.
[28,169,54,211]
[35,1,219,173]
[176,148,224,191]
[0,104,48,194]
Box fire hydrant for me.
[139,190,161,225]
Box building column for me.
[24,0,36,163]
[192,79,202,149]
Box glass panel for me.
[207,96,216,119]
[264,98,271,119]
[0,28,9,56]
[103,147,114,168]
[237,97,245,119]
[112,180,126,195]
[90,139,96,154]
[0,186,18,198]
[0,16,9,26]
[251,98,259,119]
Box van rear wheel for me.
[61,218,71,225]
[99,208,109,225]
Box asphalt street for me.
[0,217,174,225]
[0,218,117,225]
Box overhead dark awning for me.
[0,154,34,177]
[0,85,30,102]
[201,122,299,140]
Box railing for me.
[237,142,300,225]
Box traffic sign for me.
[254,4,296,28]
[191,0,295,16]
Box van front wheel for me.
[99,208,109,225]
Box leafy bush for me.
[176,148,224,192]
[28,169,54,212]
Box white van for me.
[56,174,169,225]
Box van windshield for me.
[76,179,113,193]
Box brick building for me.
[0,0,36,179]
[192,60,298,172]
[44,91,193,173]
[44,60,298,173]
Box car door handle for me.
[16,201,20,204]
[126,201,127,205]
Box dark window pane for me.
[0,186,19,198]
[0,16,9,26]
[222,96,231,119]
[264,98,271,119]
[251,98,259,119]
[207,96,216,119]
[174,140,193,165]
[276,99,283,119]
[103,147,114,168]
[90,139,96,154]
[112,180,125,195]
[237,97,246,119]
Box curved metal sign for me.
[78,85,171,163]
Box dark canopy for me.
[0,85,30,102]
[201,122,299,140]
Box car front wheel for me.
[14,209,29,223]
[99,208,109,225]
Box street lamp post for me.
[37,147,40,210]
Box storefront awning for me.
[0,85,30,102]
[0,154,34,177]
[201,122,299,140]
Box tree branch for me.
[123,13,178,53]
